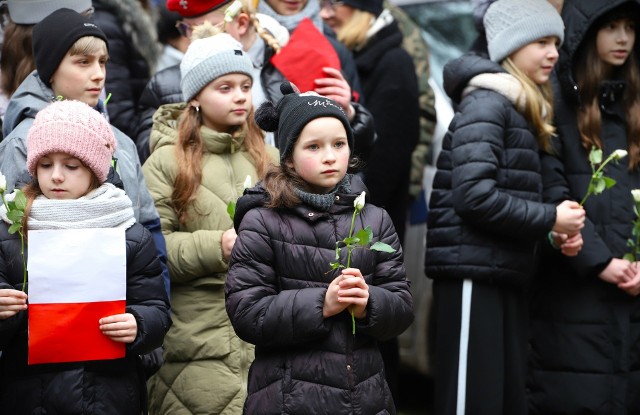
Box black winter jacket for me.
[0,222,171,414]
[425,53,556,286]
[94,0,160,139]
[354,20,419,244]
[528,1,640,413]
[225,175,413,414]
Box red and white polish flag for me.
[27,228,127,365]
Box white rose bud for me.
[632,189,640,203]
[0,173,6,193]
[243,175,252,189]
[613,149,628,160]
[354,191,366,211]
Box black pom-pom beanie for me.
[255,81,354,162]
[32,8,109,87]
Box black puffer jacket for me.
[528,1,640,413]
[425,53,556,286]
[0,222,171,414]
[225,175,413,414]
[94,0,160,139]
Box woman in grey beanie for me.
[425,0,586,414]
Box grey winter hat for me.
[180,33,253,101]
[4,0,92,24]
[484,0,564,63]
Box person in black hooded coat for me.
[528,1,640,413]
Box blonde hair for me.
[336,9,374,51]
[502,57,556,153]
[190,1,282,53]
[68,36,108,58]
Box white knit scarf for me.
[0,183,136,230]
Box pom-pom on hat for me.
[166,0,232,17]
[27,100,117,183]
[6,0,93,24]
[180,32,253,101]
[340,0,383,17]
[483,0,564,63]
[32,8,108,87]
[255,82,354,162]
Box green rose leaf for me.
[370,241,396,253]
[227,201,236,221]
[7,209,23,223]
[8,222,21,234]
[14,190,26,211]
[355,227,372,247]
[589,147,603,165]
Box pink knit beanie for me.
[27,100,117,183]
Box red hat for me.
[166,0,232,17]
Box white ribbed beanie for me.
[484,0,564,63]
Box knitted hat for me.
[483,0,564,63]
[341,0,383,17]
[27,100,117,183]
[167,0,232,17]
[32,8,109,87]
[255,82,354,162]
[180,32,253,101]
[6,0,92,24]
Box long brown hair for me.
[574,28,640,169]
[172,105,271,224]
[1,21,35,96]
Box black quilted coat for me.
[0,222,171,414]
[425,53,556,286]
[225,176,413,414]
[528,1,640,413]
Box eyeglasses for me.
[320,0,344,9]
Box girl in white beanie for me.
[425,0,586,413]
[143,31,279,415]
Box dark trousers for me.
[432,279,528,415]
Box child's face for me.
[597,18,636,68]
[509,36,559,85]
[50,48,108,107]
[286,117,349,194]
[265,0,308,16]
[190,73,253,132]
[36,152,94,200]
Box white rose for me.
[354,191,366,211]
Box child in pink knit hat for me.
[0,99,171,414]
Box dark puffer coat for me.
[225,176,413,414]
[354,20,420,244]
[425,53,557,286]
[93,0,160,139]
[528,1,640,413]
[0,222,171,414]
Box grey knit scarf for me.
[6,183,136,230]
[295,174,352,211]
[257,0,323,33]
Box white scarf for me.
[0,183,136,230]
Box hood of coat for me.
[443,52,505,105]
[2,72,54,138]
[557,0,640,104]
[93,0,161,72]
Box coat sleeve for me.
[354,208,414,341]
[0,232,27,351]
[142,149,228,283]
[450,95,556,239]
[0,129,28,192]
[125,224,172,356]
[541,141,612,278]
[225,209,332,347]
